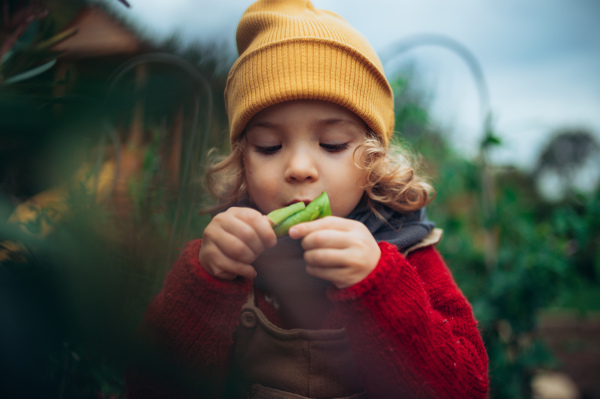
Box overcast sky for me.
[107,0,600,170]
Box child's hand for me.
[289,217,381,289]
[199,207,277,280]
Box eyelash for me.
[320,143,350,153]
[253,143,350,155]
[254,145,282,155]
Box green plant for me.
[391,71,599,398]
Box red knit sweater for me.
[126,240,488,399]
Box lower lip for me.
[287,200,309,206]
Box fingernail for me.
[289,226,297,237]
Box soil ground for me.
[537,311,600,399]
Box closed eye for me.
[254,145,282,155]
[320,143,350,153]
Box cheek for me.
[245,166,263,197]
[244,161,279,208]
[245,160,273,186]
[344,153,366,186]
[328,164,366,217]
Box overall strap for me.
[402,228,443,256]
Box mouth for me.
[286,199,312,207]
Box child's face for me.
[243,100,367,218]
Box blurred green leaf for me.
[3,58,57,85]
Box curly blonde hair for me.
[356,131,435,215]
[202,131,435,216]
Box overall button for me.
[240,311,257,328]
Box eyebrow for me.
[246,121,280,131]
[246,117,364,132]
[315,118,364,128]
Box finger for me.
[220,221,265,261]
[234,209,277,249]
[305,262,343,277]
[256,215,278,248]
[303,248,347,269]
[217,210,275,259]
[215,232,262,265]
[304,263,352,288]
[225,262,258,280]
[206,251,258,280]
[301,230,349,251]
[288,216,350,239]
[305,256,371,289]
[212,270,238,280]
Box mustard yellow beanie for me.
[225,0,395,147]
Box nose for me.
[284,150,318,183]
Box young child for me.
[126,1,489,398]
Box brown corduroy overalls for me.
[227,229,443,399]
[227,291,367,399]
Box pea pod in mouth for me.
[267,192,331,237]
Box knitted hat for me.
[225,0,395,147]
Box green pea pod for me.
[320,193,332,218]
[273,205,321,237]
[270,192,330,237]
[267,201,305,225]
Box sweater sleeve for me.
[328,242,489,399]
[126,239,253,399]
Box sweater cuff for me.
[177,239,253,300]
[327,241,404,302]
